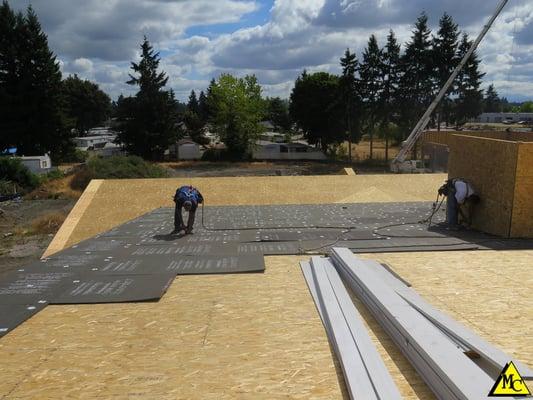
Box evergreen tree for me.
[126,37,168,92]
[484,84,501,112]
[360,34,384,160]
[289,71,344,152]
[0,3,68,157]
[0,2,19,152]
[183,110,208,144]
[187,90,199,114]
[340,48,361,161]
[381,30,401,161]
[432,13,460,128]
[62,74,111,134]
[266,97,291,132]
[117,37,179,160]
[453,33,485,126]
[198,90,209,123]
[398,13,433,137]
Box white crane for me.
[391,0,510,172]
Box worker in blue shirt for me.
[171,185,204,235]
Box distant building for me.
[87,127,115,136]
[259,132,285,143]
[93,142,124,157]
[18,154,52,174]
[260,120,276,131]
[474,113,533,123]
[253,141,327,160]
[74,134,117,151]
[168,138,202,160]
[73,128,117,151]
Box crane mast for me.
[391,0,509,172]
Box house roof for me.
[74,135,115,141]
[176,138,198,145]
[18,155,50,161]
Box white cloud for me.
[71,58,93,73]
[9,0,532,101]
[11,0,259,61]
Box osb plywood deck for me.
[1,174,532,400]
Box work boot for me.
[170,226,185,235]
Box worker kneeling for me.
[438,178,480,229]
[171,185,203,235]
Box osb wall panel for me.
[421,130,533,147]
[511,143,533,237]
[448,135,519,237]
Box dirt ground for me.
[163,159,396,177]
[163,161,350,177]
[344,138,400,162]
[0,199,75,277]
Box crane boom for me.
[391,0,509,171]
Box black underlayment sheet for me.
[2,202,532,337]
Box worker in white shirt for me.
[438,178,480,229]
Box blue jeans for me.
[446,193,458,226]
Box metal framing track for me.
[301,258,402,400]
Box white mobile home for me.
[18,154,52,174]
[253,141,327,160]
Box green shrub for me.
[43,169,65,181]
[51,147,90,164]
[70,149,90,163]
[70,155,168,190]
[201,148,223,161]
[0,157,40,191]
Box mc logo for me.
[488,361,531,397]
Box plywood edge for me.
[450,134,519,145]
[510,143,533,237]
[41,179,104,258]
[344,167,356,175]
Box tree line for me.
[111,12,519,162]
[290,12,498,160]
[0,1,111,160]
[0,1,524,163]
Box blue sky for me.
[10,0,533,102]
[185,1,274,38]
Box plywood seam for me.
[508,145,520,238]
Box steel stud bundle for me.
[301,248,531,400]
